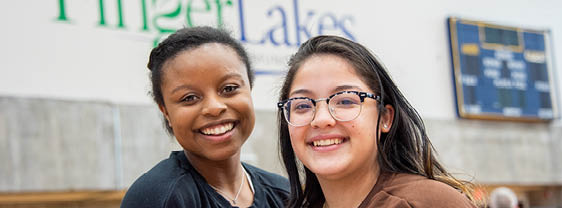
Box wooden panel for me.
[0,190,126,208]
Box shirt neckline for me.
[174,151,261,207]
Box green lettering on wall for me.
[99,0,107,26]
[117,0,125,28]
[57,0,69,21]
[140,0,149,31]
[214,0,232,28]
[186,0,211,27]
[186,0,230,28]
[152,0,183,46]
[98,0,126,28]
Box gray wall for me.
[427,119,562,184]
[1,96,561,191]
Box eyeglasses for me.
[277,91,380,126]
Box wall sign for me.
[448,17,556,121]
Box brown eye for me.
[221,84,239,94]
[181,94,200,104]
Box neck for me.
[184,150,243,191]
[319,164,379,208]
[184,150,254,207]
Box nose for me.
[310,102,336,128]
[201,95,227,117]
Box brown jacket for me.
[358,172,476,208]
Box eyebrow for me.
[171,84,196,94]
[220,72,245,84]
[289,84,362,97]
[289,89,312,97]
[333,84,362,92]
[170,72,245,94]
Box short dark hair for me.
[278,35,474,207]
[147,26,254,134]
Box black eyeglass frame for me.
[277,91,381,126]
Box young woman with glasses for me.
[277,36,477,207]
[121,27,289,208]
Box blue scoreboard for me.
[448,17,556,121]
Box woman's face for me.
[287,54,391,180]
[159,43,255,161]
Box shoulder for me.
[121,151,199,208]
[243,163,290,193]
[378,173,476,208]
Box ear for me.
[158,104,172,127]
[380,104,394,133]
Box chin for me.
[186,144,241,162]
[307,164,348,179]
[201,152,236,162]
[211,146,242,160]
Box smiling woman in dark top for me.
[121,26,289,208]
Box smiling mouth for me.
[199,122,236,136]
[310,138,347,147]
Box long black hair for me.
[147,26,254,134]
[278,36,474,207]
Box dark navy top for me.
[121,151,290,208]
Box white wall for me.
[1,0,561,121]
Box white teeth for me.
[201,123,234,135]
[312,138,343,147]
